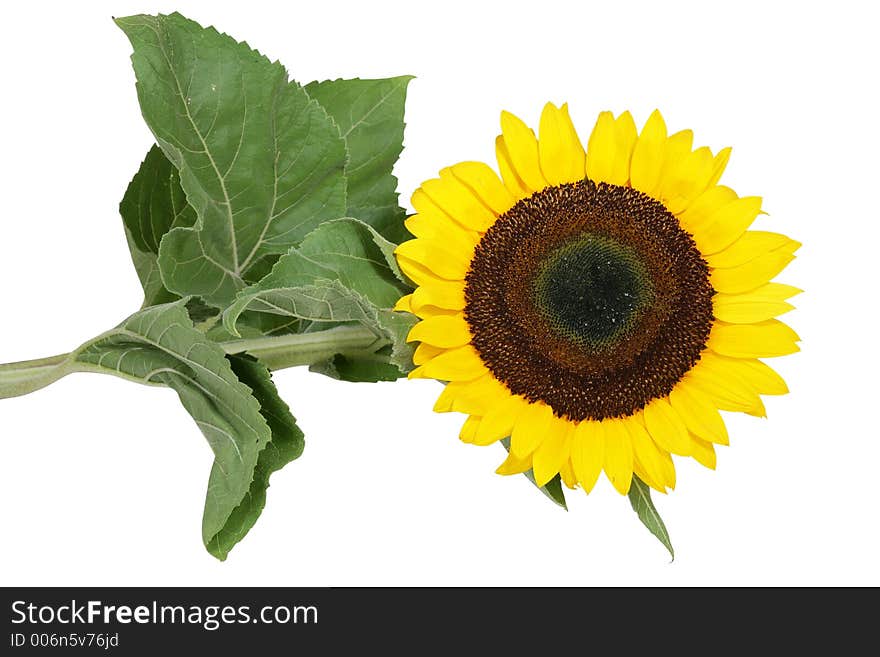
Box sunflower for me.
[394,104,799,495]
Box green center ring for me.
[532,234,654,351]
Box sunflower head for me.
[395,104,800,496]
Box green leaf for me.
[205,311,301,342]
[71,301,276,558]
[500,437,567,510]
[120,145,197,256]
[296,217,409,307]
[306,77,412,243]
[209,354,305,560]
[116,13,347,307]
[119,145,197,307]
[222,217,416,378]
[124,228,179,308]
[309,354,402,382]
[628,475,674,559]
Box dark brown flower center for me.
[464,179,714,421]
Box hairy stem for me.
[0,353,74,399]
[0,324,386,399]
[221,325,386,370]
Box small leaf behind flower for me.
[500,437,567,510]
[120,145,196,256]
[306,77,413,244]
[119,145,196,307]
[628,475,674,559]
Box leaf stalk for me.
[0,324,385,399]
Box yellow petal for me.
[682,379,761,416]
[559,459,578,489]
[407,314,471,348]
[747,282,803,301]
[539,102,586,186]
[411,280,466,313]
[692,196,763,255]
[659,449,676,490]
[395,239,471,281]
[706,354,789,395]
[395,254,451,289]
[509,401,555,458]
[665,129,695,159]
[496,135,530,198]
[625,415,674,491]
[629,109,668,196]
[713,292,794,324]
[686,353,766,416]
[603,419,634,494]
[408,344,487,381]
[668,383,729,445]
[690,436,717,470]
[421,177,497,233]
[459,415,480,443]
[737,359,789,395]
[662,145,714,214]
[632,460,665,494]
[655,129,695,197]
[447,161,517,216]
[496,448,532,476]
[678,185,738,234]
[708,320,800,358]
[432,382,457,413]
[585,111,616,184]
[500,110,548,191]
[585,111,638,186]
[706,231,795,269]
[711,250,797,295]
[393,294,414,313]
[611,111,638,185]
[643,397,694,456]
[532,417,574,487]
[474,393,526,446]
[404,212,479,254]
[411,188,484,236]
[409,305,458,320]
[571,420,605,493]
[413,342,445,366]
[706,147,732,188]
[667,147,730,214]
[434,374,505,415]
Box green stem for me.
[0,353,73,399]
[0,324,385,400]
[221,324,386,370]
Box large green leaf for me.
[0,300,312,559]
[119,145,196,307]
[211,354,305,560]
[116,13,347,307]
[628,475,674,559]
[71,301,287,558]
[306,77,412,243]
[222,218,415,377]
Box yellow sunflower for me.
[394,104,800,496]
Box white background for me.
[0,0,877,586]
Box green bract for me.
[0,12,416,560]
